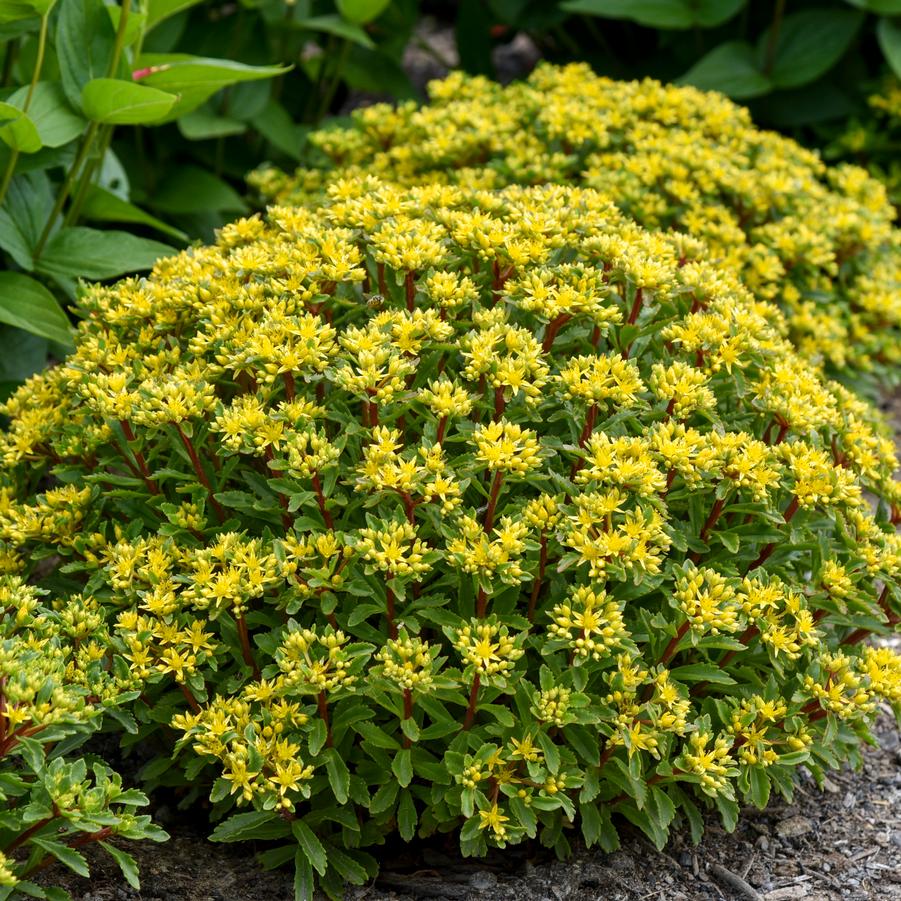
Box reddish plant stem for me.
[842,585,896,646]
[527,532,548,623]
[462,673,481,731]
[689,493,728,562]
[283,371,296,401]
[402,688,413,749]
[483,470,505,533]
[774,421,790,445]
[180,682,202,714]
[570,403,599,480]
[664,468,677,494]
[493,386,505,420]
[264,446,292,531]
[718,623,759,669]
[175,424,225,523]
[317,691,333,748]
[119,420,159,495]
[4,812,56,853]
[436,415,448,445]
[386,582,397,640]
[400,491,416,525]
[659,620,690,667]
[236,614,261,679]
[0,724,45,758]
[311,472,334,530]
[476,586,488,619]
[590,325,602,348]
[620,288,643,359]
[404,270,416,312]
[744,495,800,575]
[541,313,571,353]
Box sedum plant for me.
[0,177,899,897]
[0,576,166,899]
[251,63,901,386]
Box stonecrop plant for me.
[0,177,899,898]
[251,63,901,386]
[0,577,166,899]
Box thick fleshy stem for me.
[236,614,261,679]
[386,576,397,640]
[718,623,758,669]
[620,287,643,359]
[462,673,481,731]
[659,620,691,667]
[842,585,896,646]
[541,313,572,353]
[493,386,506,421]
[744,495,800,575]
[436,416,448,445]
[689,493,729,563]
[570,403,599,479]
[317,692,333,748]
[175,424,225,523]
[264,446,292,531]
[483,470,505,533]
[311,472,334,530]
[400,491,416,525]
[405,270,416,312]
[180,683,202,714]
[119,420,159,495]
[476,587,488,619]
[283,371,296,401]
[402,689,414,749]
[527,531,548,623]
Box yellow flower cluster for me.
[0,165,897,870]
[254,63,901,375]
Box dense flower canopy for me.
[1,177,899,890]
[252,63,901,381]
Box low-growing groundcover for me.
[0,178,900,899]
[252,62,901,387]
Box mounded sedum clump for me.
[2,179,900,896]
[252,63,901,381]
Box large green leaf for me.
[4,82,84,147]
[561,0,744,28]
[150,166,247,215]
[145,0,203,30]
[336,0,391,24]
[760,8,864,88]
[35,227,174,280]
[679,41,772,98]
[295,14,375,48]
[0,171,55,269]
[250,99,305,160]
[177,107,247,140]
[56,0,117,110]
[0,1,41,24]
[0,271,73,346]
[80,185,188,241]
[81,78,178,125]
[878,16,901,79]
[0,102,41,153]
[135,55,289,119]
